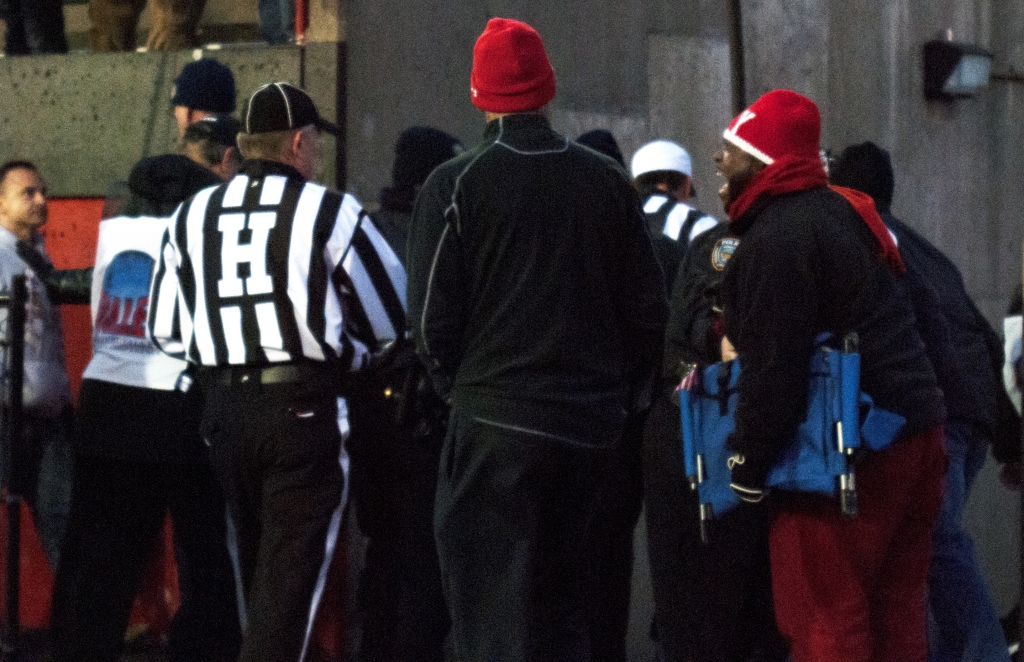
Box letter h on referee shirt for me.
[218,211,276,297]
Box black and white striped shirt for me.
[149,160,406,370]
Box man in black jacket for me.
[830,141,1017,662]
[716,90,945,662]
[407,18,667,662]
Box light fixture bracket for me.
[924,40,993,100]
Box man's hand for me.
[721,335,738,362]
[727,452,768,503]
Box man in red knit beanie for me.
[715,89,946,662]
[407,17,667,662]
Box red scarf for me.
[829,185,904,273]
[728,155,904,273]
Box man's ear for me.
[219,146,238,175]
[290,129,304,158]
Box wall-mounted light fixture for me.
[924,39,994,100]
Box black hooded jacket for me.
[123,154,222,217]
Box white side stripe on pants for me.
[298,397,351,662]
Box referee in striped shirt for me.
[149,82,406,662]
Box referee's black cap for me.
[243,82,339,136]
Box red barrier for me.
[44,198,104,400]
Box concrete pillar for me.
[647,35,732,216]
[740,0,829,103]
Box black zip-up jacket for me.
[407,114,667,446]
[720,186,945,483]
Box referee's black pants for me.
[435,410,613,662]
[200,376,346,662]
[642,393,788,662]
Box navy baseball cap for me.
[242,82,339,136]
[171,59,236,113]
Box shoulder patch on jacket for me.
[711,238,739,271]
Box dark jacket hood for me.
[123,154,222,217]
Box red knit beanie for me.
[471,18,556,113]
[722,89,821,165]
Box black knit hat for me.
[171,59,236,113]
[243,82,339,135]
[576,129,625,168]
[829,141,895,211]
[391,127,462,190]
[379,127,462,213]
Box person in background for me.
[259,0,294,44]
[716,89,945,662]
[0,161,74,573]
[88,0,208,51]
[631,139,718,288]
[149,82,405,662]
[575,126,652,662]
[576,129,626,168]
[643,205,788,661]
[370,126,462,258]
[830,141,1019,662]
[408,19,666,661]
[100,59,237,222]
[170,59,237,137]
[0,0,67,55]
[349,125,460,662]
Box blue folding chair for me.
[679,333,905,540]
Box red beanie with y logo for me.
[722,89,821,165]
[471,18,556,113]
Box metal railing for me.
[0,275,29,662]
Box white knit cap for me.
[631,140,692,179]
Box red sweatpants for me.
[769,426,946,662]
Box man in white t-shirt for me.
[46,116,243,662]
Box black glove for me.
[16,240,92,305]
[727,452,769,503]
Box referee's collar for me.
[240,159,306,182]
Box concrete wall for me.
[0,43,341,197]
[0,0,1014,649]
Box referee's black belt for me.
[202,362,336,387]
